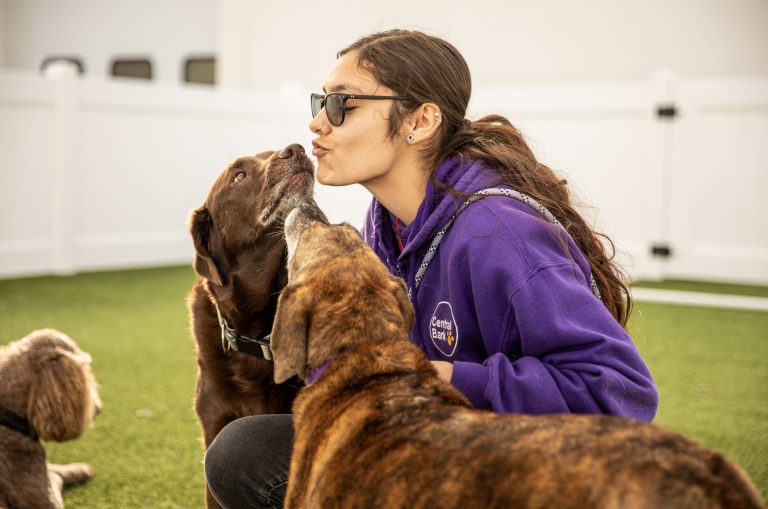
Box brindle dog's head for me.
[271,201,414,384]
[188,144,314,289]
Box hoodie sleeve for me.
[446,203,658,421]
[452,264,658,420]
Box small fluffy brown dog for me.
[187,143,314,508]
[270,201,764,509]
[0,329,101,509]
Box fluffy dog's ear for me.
[390,276,414,332]
[189,206,224,286]
[271,285,310,384]
[28,348,94,441]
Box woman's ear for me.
[406,102,442,145]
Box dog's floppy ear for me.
[270,284,311,384]
[390,276,414,332]
[28,348,94,441]
[189,206,224,286]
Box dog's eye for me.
[233,171,247,182]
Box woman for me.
[205,29,657,508]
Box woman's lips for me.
[311,140,328,157]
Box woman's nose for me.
[308,109,327,134]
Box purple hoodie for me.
[362,156,658,421]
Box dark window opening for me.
[111,59,153,80]
[184,57,215,85]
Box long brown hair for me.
[339,30,632,327]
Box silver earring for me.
[407,134,415,143]
[434,113,440,119]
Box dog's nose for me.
[278,143,306,159]
[93,394,103,417]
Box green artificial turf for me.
[0,267,204,508]
[0,267,766,507]
[628,303,768,503]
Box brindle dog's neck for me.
[296,340,471,427]
[306,341,431,392]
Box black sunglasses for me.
[311,93,410,126]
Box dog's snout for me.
[278,143,306,160]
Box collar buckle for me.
[215,305,273,361]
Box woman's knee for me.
[204,414,294,508]
[205,414,292,478]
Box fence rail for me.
[1,68,767,284]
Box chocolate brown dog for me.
[270,201,764,509]
[187,144,313,508]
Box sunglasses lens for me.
[325,94,344,126]
[310,94,323,118]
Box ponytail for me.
[440,115,632,327]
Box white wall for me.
[0,0,5,68]
[1,70,766,283]
[216,0,768,89]
[3,1,767,89]
[2,0,216,82]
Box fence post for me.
[45,61,78,276]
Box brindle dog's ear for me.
[271,285,310,384]
[390,276,414,332]
[189,207,224,286]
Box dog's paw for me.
[47,462,94,487]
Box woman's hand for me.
[431,360,454,382]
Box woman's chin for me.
[316,167,341,187]
[316,172,332,186]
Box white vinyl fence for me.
[1,67,767,284]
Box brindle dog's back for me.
[271,202,764,509]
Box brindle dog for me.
[270,201,764,509]
[187,144,313,508]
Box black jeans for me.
[205,414,294,509]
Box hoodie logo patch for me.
[429,301,458,357]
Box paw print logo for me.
[429,301,459,357]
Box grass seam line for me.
[631,288,768,312]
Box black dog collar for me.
[215,305,273,361]
[0,404,38,440]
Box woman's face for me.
[309,51,408,187]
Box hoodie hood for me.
[363,156,503,276]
